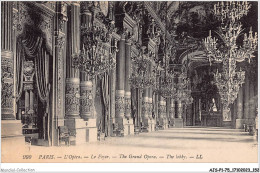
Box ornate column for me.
[148,87,154,131]
[141,89,150,132]
[1,1,25,146]
[175,100,184,128]
[51,2,68,146]
[1,1,15,120]
[183,104,187,127]
[236,87,244,128]
[23,61,35,126]
[79,2,93,120]
[125,40,131,119]
[124,38,135,135]
[65,2,80,119]
[165,98,170,129]
[115,34,126,130]
[243,73,250,122]
[177,101,182,118]
[169,99,175,127]
[249,76,255,124]
[29,90,34,113]
[158,96,166,128]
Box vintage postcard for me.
[1,1,259,171]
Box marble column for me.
[141,89,150,131]
[169,99,175,127]
[109,68,116,135]
[236,87,244,128]
[183,104,187,126]
[1,1,15,120]
[79,2,94,120]
[243,73,250,122]
[177,101,182,118]
[25,90,30,114]
[249,76,255,124]
[165,98,170,129]
[1,1,24,147]
[154,93,159,123]
[29,90,34,113]
[115,34,126,130]
[125,40,131,119]
[158,96,166,128]
[65,2,80,119]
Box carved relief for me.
[1,52,14,119]
[1,83,14,112]
[115,91,125,118]
[142,100,149,118]
[1,59,14,79]
[125,97,131,119]
[65,80,80,117]
[80,81,93,119]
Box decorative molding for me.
[65,78,80,118]
[80,81,93,119]
[125,91,131,119]
[115,90,125,118]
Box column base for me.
[1,120,25,149]
[236,119,247,129]
[174,118,183,128]
[114,117,134,136]
[64,118,97,145]
[123,118,134,136]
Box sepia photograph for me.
[1,0,259,172]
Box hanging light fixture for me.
[129,2,156,89]
[154,2,179,99]
[203,1,257,113]
[72,3,116,78]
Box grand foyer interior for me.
[1,1,258,147]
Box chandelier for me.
[154,2,179,99]
[129,46,156,89]
[129,2,155,89]
[156,65,178,98]
[203,1,257,111]
[73,9,116,78]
